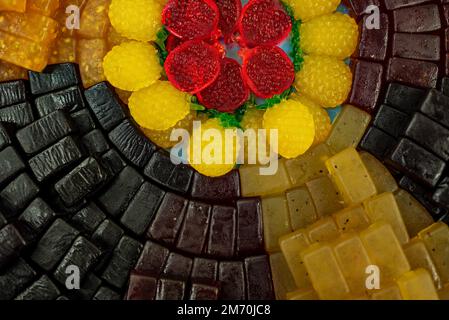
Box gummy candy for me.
[215,0,241,40]
[283,0,339,21]
[165,40,221,94]
[197,58,249,113]
[0,0,27,12]
[242,46,295,99]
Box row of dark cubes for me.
[0,63,273,300]
[361,81,449,222]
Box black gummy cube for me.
[441,77,449,96]
[70,109,96,135]
[360,127,398,160]
[91,219,124,251]
[236,198,264,257]
[244,255,275,300]
[100,149,126,175]
[433,177,449,208]
[373,104,410,138]
[15,275,60,300]
[54,236,102,285]
[84,82,126,131]
[419,89,449,129]
[31,218,79,271]
[55,157,110,207]
[29,136,84,182]
[16,110,75,154]
[82,129,110,155]
[29,63,80,95]
[17,198,56,242]
[35,86,85,117]
[384,83,425,114]
[0,123,11,150]
[0,80,27,107]
[97,166,144,217]
[0,173,39,214]
[0,102,34,127]
[0,259,36,300]
[388,138,446,187]
[0,224,26,270]
[134,240,170,277]
[76,273,102,300]
[120,182,165,236]
[93,286,121,300]
[71,203,106,234]
[218,261,245,300]
[0,146,25,186]
[108,120,156,168]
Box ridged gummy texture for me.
[242,46,295,99]
[197,58,249,112]
[162,0,219,40]
[164,40,221,94]
[284,0,340,21]
[239,0,292,47]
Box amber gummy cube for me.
[261,194,291,253]
[397,269,439,300]
[76,38,107,88]
[286,186,318,230]
[326,147,377,205]
[76,0,110,39]
[0,0,26,12]
[27,0,60,16]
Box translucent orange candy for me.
[27,0,60,17]
[0,0,27,12]
[77,0,110,39]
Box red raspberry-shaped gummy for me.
[238,0,292,47]
[162,0,219,40]
[197,58,250,112]
[242,46,295,98]
[165,40,221,93]
[166,34,183,52]
[216,0,242,40]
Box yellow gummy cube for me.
[333,233,372,296]
[418,222,449,284]
[0,0,26,12]
[360,152,398,194]
[404,239,442,289]
[394,190,434,238]
[326,105,371,154]
[333,205,370,233]
[286,289,319,300]
[279,229,311,289]
[286,186,318,230]
[397,269,439,300]
[0,11,58,45]
[0,31,49,71]
[262,194,292,253]
[360,223,410,280]
[239,159,292,197]
[371,284,403,300]
[307,217,340,244]
[77,0,110,39]
[439,284,449,300]
[76,38,107,88]
[306,175,344,217]
[363,193,409,244]
[301,243,350,300]
[27,0,60,16]
[326,147,377,205]
[269,252,297,300]
[285,143,333,187]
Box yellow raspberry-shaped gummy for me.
[109,0,162,41]
[103,41,162,91]
[241,108,265,131]
[284,0,340,21]
[129,81,190,131]
[291,94,331,145]
[263,99,315,159]
[301,13,359,59]
[295,55,352,108]
[240,108,271,165]
[189,118,240,177]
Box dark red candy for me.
[197,58,249,113]
[241,46,295,99]
[162,0,219,40]
[166,34,183,52]
[165,40,221,94]
[238,0,292,47]
[216,0,242,41]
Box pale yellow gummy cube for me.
[404,238,442,289]
[269,252,297,300]
[333,233,373,295]
[326,105,371,154]
[397,269,439,300]
[363,192,409,244]
[307,217,340,244]
[418,222,449,284]
[240,159,292,197]
[394,190,434,238]
[285,143,333,187]
[360,152,398,194]
[333,205,371,233]
[262,194,292,253]
[301,243,350,300]
[286,186,318,230]
[360,222,410,280]
[306,175,344,217]
[326,147,377,205]
[279,229,312,289]
[371,284,403,300]
[286,289,319,300]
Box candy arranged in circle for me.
[216,0,242,39]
